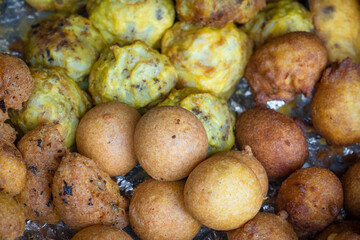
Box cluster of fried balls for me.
[0,0,360,239]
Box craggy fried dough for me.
[25,0,88,13]
[0,122,17,143]
[71,225,132,240]
[52,153,129,230]
[315,221,360,240]
[342,161,360,219]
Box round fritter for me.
[9,68,92,149]
[184,155,263,231]
[87,0,175,48]
[0,192,25,240]
[25,14,105,85]
[16,124,67,224]
[71,225,132,240]
[52,153,129,230]
[235,107,308,181]
[310,58,360,146]
[275,167,343,234]
[161,22,253,99]
[315,221,360,240]
[0,122,17,143]
[243,0,313,48]
[129,180,201,240]
[158,88,235,155]
[227,211,297,240]
[342,161,360,219]
[89,41,177,109]
[176,0,265,27]
[309,0,360,64]
[134,106,208,181]
[0,141,26,196]
[328,232,360,240]
[25,0,88,12]
[76,102,141,177]
[245,31,327,104]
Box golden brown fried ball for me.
[25,0,88,13]
[328,232,360,240]
[0,122,17,143]
[315,221,360,240]
[16,124,67,224]
[275,167,343,234]
[176,0,266,27]
[129,180,201,240]
[227,211,297,240]
[71,225,132,240]
[342,161,360,219]
[235,107,308,181]
[310,58,360,146]
[245,31,327,104]
[52,153,129,230]
[309,0,360,64]
[0,192,25,240]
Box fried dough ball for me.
[52,153,129,230]
[184,155,263,231]
[87,0,175,48]
[25,14,105,85]
[76,102,141,176]
[327,232,360,240]
[310,59,360,146]
[158,88,235,155]
[9,68,92,149]
[243,0,313,48]
[16,124,67,224]
[0,53,34,121]
[71,225,132,240]
[0,122,17,143]
[342,161,360,219]
[176,0,266,27]
[134,106,208,181]
[129,180,201,240]
[309,0,360,64]
[89,41,177,109]
[25,0,88,12]
[162,22,253,99]
[245,32,327,104]
[235,107,308,181]
[227,211,297,240]
[275,167,343,234]
[0,192,25,240]
[315,221,360,240]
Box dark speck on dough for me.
[322,6,335,14]
[63,180,73,196]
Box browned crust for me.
[315,221,360,240]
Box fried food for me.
[235,107,308,181]
[158,88,235,155]
[227,211,297,240]
[328,232,360,240]
[309,0,360,63]
[25,14,105,85]
[0,192,25,240]
[275,167,343,235]
[161,22,253,99]
[76,102,141,176]
[176,0,265,27]
[129,180,201,240]
[315,221,360,240]
[71,225,132,240]
[184,155,263,231]
[134,106,208,181]
[9,68,92,149]
[0,122,17,143]
[52,153,129,230]
[89,41,177,109]
[310,58,360,146]
[342,161,360,219]
[245,31,327,104]
[87,0,175,48]
[16,124,67,224]
[25,0,88,13]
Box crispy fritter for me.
[71,225,132,240]
[342,161,360,219]
[25,0,88,13]
[0,122,17,143]
[315,221,360,240]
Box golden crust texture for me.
[71,225,132,240]
[129,180,201,240]
[0,122,17,143]
[310,58,360,146]
[25,0,88,13]
[52,153,129,230]
[315,221,360,240]
[245,31,327,104]
[342,161,360,219]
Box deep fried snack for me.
[129,180,201,240]
[227,211,297,240]
[0,122,17,143]
[315,221,360,240]
[309,0,360,64]
[71,225,132,240]
[16,124,67,224]
[52,153,129,230]
[25,0,88,13]
[162,22,253,99]
[176,0,265,27]
[0,192,25,240]
[342,161,360,219]
[275,167,343,235]
[235,107,308,181]
[310,58,360,145]
[328,232,360,240]
[245,32,327,104]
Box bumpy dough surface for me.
[25,0,88,12]
[342,161,360,219]
[71,225,132,240]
